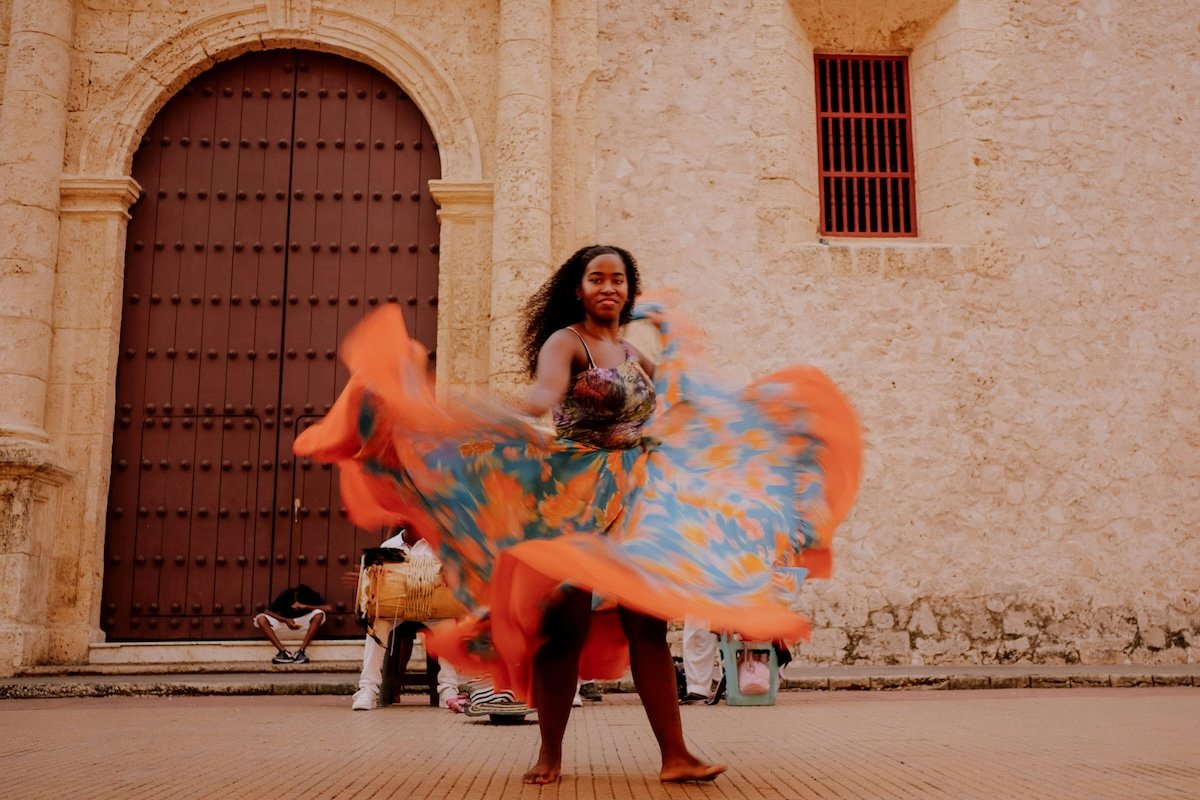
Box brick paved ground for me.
[2,687,1197,799]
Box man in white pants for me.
[352,527,461,710]
[680,616,720,704]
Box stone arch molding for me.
[77,7,483,182]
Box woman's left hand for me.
[631,301,667,329]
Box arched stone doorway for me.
[101,49,441,641]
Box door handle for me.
[293,497,301,523]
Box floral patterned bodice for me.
[553,352,656,449]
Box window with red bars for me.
[816,55,917,236]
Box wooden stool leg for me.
[381,627,417,706]
[379,629,400,708]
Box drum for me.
[358,557,466,622]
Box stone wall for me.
[594,0,1199,666]
[65,0,502,178]
[595,0,759,318]
[0,2,9,108]
[928,0,1198,666]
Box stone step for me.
[6,664,1197,702]
[83,638,427,671]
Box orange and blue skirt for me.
[294,305,861,703]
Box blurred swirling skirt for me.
[294,306,862,705]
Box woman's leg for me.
[524,587,593,785]
[618,607,726,782]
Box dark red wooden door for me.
[103,50,441,641]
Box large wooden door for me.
[102,50,441,640]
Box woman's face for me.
[576,252,628,323]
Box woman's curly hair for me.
[519,244,640,377]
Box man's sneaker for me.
[438,686,459,709]
[679,692,709,705]
[351,687,379,711]
[704,675,726,706]
[271,650,294,664]
[291,649,311,664]
[572,691,584,707]
[579,681,603,702]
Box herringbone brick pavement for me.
[2,688,1197,799]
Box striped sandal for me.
[463,678,530,723]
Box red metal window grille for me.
[815,55,917,236]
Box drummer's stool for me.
[379,622,440,707]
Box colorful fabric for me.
[293,303,862,704]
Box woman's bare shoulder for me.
[544,326,587,353]
[539,327,588,366]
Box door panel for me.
[102,49,441,640]
[276,54,443,619]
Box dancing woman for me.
[512,245,720,782]
[295,244,862,784]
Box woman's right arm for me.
[519,330,577,417]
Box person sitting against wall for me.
[253,584,333,664]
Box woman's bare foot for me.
[523,752,562,785]
[659,755,727,782]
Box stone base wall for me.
[0,447,71,672]
[805,596,1200,668]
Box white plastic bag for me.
[736,651,771,695]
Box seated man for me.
[352,526,463,711]
[253,584,332,664]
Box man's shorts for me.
[253,609,326,639]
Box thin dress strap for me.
[566,327,595,369]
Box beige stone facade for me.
[0,0,1195,675]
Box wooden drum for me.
[358,557,466,622]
